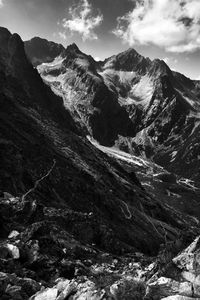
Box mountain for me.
[37,44,139,145]
[35,41,200,182]
[3,28,200,299]
[2,27,199,299]
[24,36,64,66]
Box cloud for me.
[113,0,200,53]
[0,0,3,7]
[58,31,68,41]
[61,0,103,41]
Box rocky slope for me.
[88,138,200,221]
[145,235,200,299]
[35,41,200,182]
[17,235,200,300]
[2,26,199,299]
[37,44,135,145]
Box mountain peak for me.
[149,58,172,77]
[65,43,80,52]
[124,47,140,56]
[0,27,25,60]
[29,36,50,43]
[25,37,65,66]
[104,47,150,73]
[0,26,11,37]
[0,27,11,48]
[61,43,82,60]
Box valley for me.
[1,27,200,299]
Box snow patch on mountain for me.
[170,151,178,162]
[99,68,154,107]
[87,135,162,171]
[38,55,64,70]
[100,69,136,83]
[38,61,79,108]
[129,75,154,106]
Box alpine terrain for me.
[0,26,200,300]
[34,41,200,182]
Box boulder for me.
[8,230,20,239]
[55,278,70,293]
[56,280,77,300]
[172,236,200,297]
[30,287,58,300]
[109,278,145,300]
[0,243,20,259]
[173,236,200,273]
[72,280,105,300]
[6,244,20,259]
[146,277,193,299]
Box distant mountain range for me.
[25,36,200,182]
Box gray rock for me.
[146,277,193,299]
[29,287,58,300]
[173,236,200,273]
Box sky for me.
[1,0,200,79]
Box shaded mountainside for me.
[24,36,64,67]
[37,44,136,145]
[34,40,200,181]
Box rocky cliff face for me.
[145,235,200,299]
[37,43,135,145]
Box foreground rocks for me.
[0,193,149,299]
[1,194,200,300]
[146,236,200,299]
[30,277,146,300]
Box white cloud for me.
[58,31,68,41]
[61,0,103,41]
[0,0,3,7]
[113,0,200,53]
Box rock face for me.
[37,44,136,145]
[35,40,200,182]
[145,236,200,299]
[24,37,64,66]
